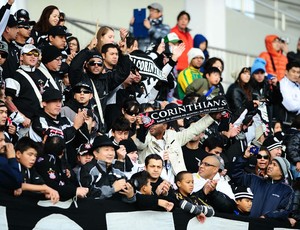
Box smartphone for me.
[250,146,260,155]
[267,74,275,80]
[133,8,148,38]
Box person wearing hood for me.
[259,35,288,81]
[170,11,193,72]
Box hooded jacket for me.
[259,35,288,81]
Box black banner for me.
[141,96,230,127]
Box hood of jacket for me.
[265,34,281,57]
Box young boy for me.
[186,67,222,99]
[14,137,60,204]
[73,143,94,181]
[233,186,253,216]
[130,170,174,211]
[174,171,215,223]
[79,135,136,202]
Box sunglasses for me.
[126,111,139,116]
[88,61,103,67]
[0,52,8,59]
[25,51,39,57]
[257,154,269,160]
[74,89,91,94]
[18,25,32,30]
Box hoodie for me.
[259,35,288,81]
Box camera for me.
[250,146,260,155]
[280,37,289,44]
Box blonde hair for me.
[96,26,114,53]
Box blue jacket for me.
[231,157,294,219]
[0,156,22,190]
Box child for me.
[14,137,60,204]
[174,171,215,223]
[130,171,174,211]
[233,186,253,216]
[73,143,94,181]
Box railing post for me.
[274,0,278,29]
[281,13,286,31]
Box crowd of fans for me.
[1,0,300,227]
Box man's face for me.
[206,146,223,156]
[45,56,62,72]
[267,160,282,180]
[269,147,282,159]
[7,26,19,41]
[93,146,115,165]
[253,70,265,83]
[16,147,37,169]
[102,47,118,68]
[149,123,166,139]
[0,132,6,154]
[86,58,103,75]
[149,8,162,19]
[17,25,32,39]
[111,130,129,143]
[43,99,62,118]
[49,35,66,50]
[0,106,8,126]
[286,67,300,82]
[198,156,219,180]
[145,159,163,181]
[73,87,92,106]
[190,56,204,69]
[21,51,39,67]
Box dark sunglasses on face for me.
[88,61,103,67]
[257,154,269,160]
[18,25,32,30]
[25,51,39,57]
[74,89,91,94]
[126,110,139,116]
[0,52,8,59]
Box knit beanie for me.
[273,157,290,179]
[262,135,282,151]
[234,186,253,200]
[42,46,62,64]
[251,57,266,75]
[188,48,205,64]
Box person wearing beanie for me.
[259,35,288,81]
[231,151,294,219]
[5,44,58,137]
[170,11,193,72]
[177,47,205,99]
[262,135,282,160]
[233,186,253,216]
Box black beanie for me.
[42,45,62,64]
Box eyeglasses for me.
[18,25,32,30]
[74,90,91,94]
[199,161,217,167]
[257,154,269,160]
[25,51,39,57]
[88,61,103,67]
[0,52,8,59]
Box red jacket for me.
[171,25,193,72]
[259,35,288,81]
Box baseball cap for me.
[164,32,182,44]
[0,41,8,54]
[91,135,115,151]
[48,26,72,37]
[42,89,63,102]
[77,143,93,156]
[14,9,35,26]
[7,15,18,28]
[21,44,40,55]
[73,82,93,93]
[147,3,163,12]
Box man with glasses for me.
[14,9,35,50]
[69,38,131,132]
[5,44,56,135]
[192,155,236,213]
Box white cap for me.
[187,48,205,64]
[21,44,40,55]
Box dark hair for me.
[44,136,66,156]
[96,26,114,53]
[292,115,300,129]
[145,154,163,167]
[126,36,138,49]
[182,92,201,105]
[122,99,140,115]
[205,67,221,76]
[204,57,224,73]
[101,43,118,54]
[111,116,130,132]
[175,171,191,183]
[15,137,40,154]
[286,61,300,71]
[67,36,80,53]
[177,11,190,21]
[140,103,155,112]
[202,135,223,151]
[236,67,252,101]
[34,5,59,33]
[129,171,149,192]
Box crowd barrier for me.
[0,190,297,230]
